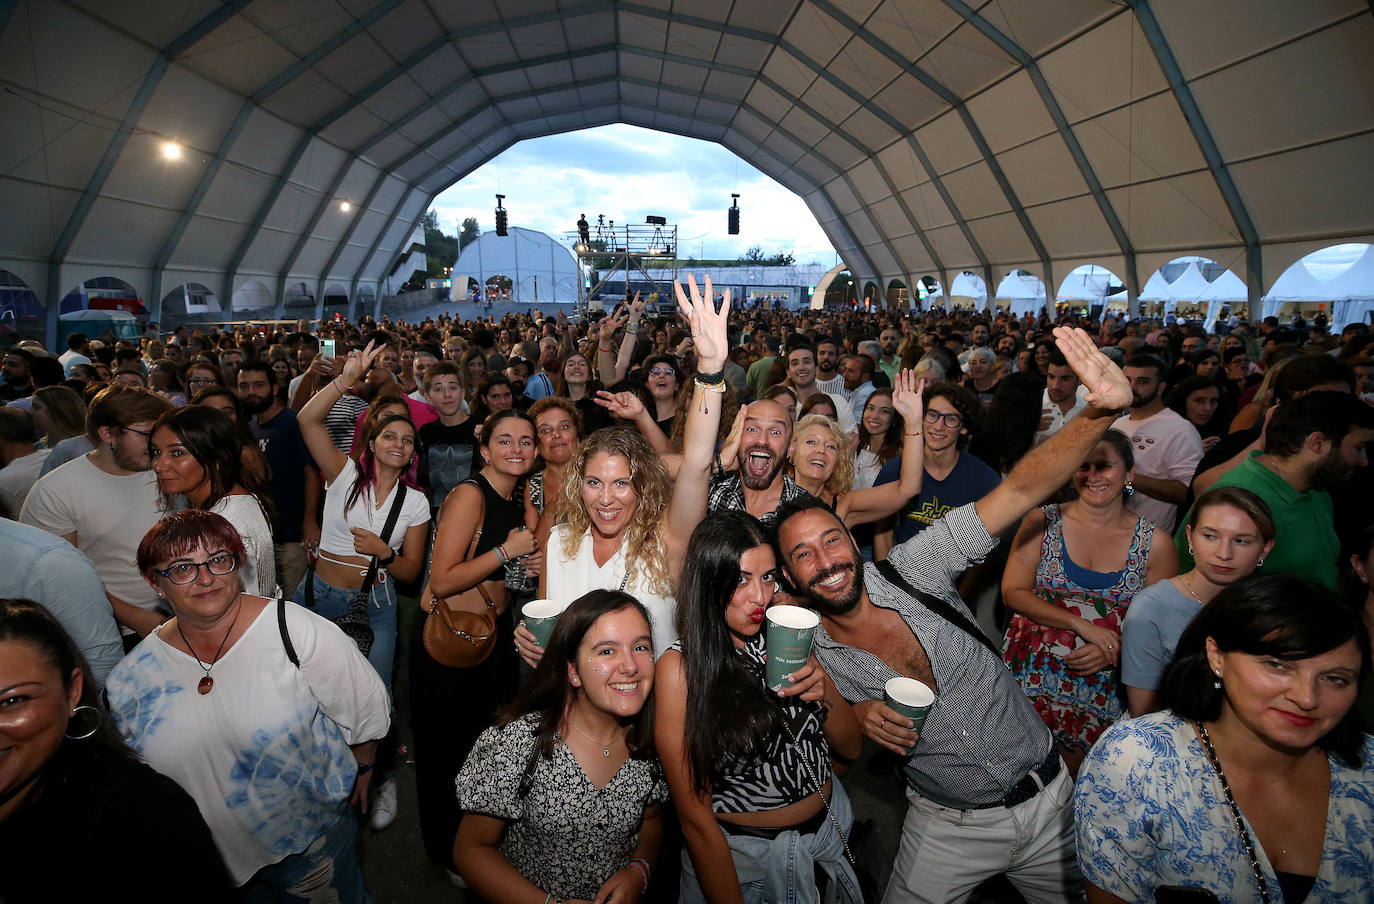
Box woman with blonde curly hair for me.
[515,275,732,663]
[782,369,929,529]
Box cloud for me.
[430,124,839,264]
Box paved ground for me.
[354,599,1025,903]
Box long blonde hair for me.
[788,414,855,497]
[558,427,672,595]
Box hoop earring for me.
[1188,545,1195,557]
[1123,481,1135,498]
[65,704,102,741]
[1256,557,1265,567]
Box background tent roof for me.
[452,227,578,303]
[3,0,1374,343]
[1197,268,1248,303]
[1318,244,1374,302]
[1265,261,1334,302]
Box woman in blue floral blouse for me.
[1076,574,1374,904]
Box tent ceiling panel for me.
[567,11,619,51]
[241,0,358,58]
[890,234,936,273]
[702,68,755,100]
[870,196,914,239]
[924,224,980,272]
[409,46,470,95]
[876,141,931,193]
[793,152,839,188]
[619,12,668,51]
[366,1,444,61]
[524,60,578,91]
[964,70,1056,154]
[900,182,957,230]
[1,111,106,195]
[871,74,950,130]
[848,159,892,204]
[659,59,710,93]
[762,49,820,101]
[825,177,863,217]
[995,133,1093,208]
[1232,132,1374,242]
[780,107,833,149]
[1108,172,1241,251]
[576,82,620,107]
[1189,17,1374,165]
[0,182,78,261]
[940,162,1013,223]
[863,0,965,63]
[813,135,865,173]
[260,69,351,125]
[69,0,224,48]
[782,3,849,67]
[835,106,900,157]
[975,0,1121,58]
[571,53,617,80]
[798,77,863,136]
[1037,14,1168,124]
[140,66,246,154]
[665,20,727,64]
[916,23,1017,100]
[717,34,776,71]
[695,98,740,123]
[358,72,432,124]
[726,0,803,34]
[1153,0,1365,80]
[172,215,252,270]
[9,4,149,116]
[1070,93,1208,189]
[916,110,983,175]
[454,31,518,70]
[100,135,212,214]
[828,39,903,100]
[966,212,1037,266]
[743,82,793,123]
[318,104,387,150]
[293,139,351,194]
[619,49,663,82]
[1023,196,1119,260]
[311,33,397,97]
[239,226,293,275]
[195,165,278,225]
[429,0,498,30]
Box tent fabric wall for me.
[450,228,579,304]
[3,1,1374,347]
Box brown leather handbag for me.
[422,482,498,668]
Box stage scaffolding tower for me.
[566,217,679,317]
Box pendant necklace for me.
[1182,572,1206,605]
[570,716,618,758]
[175,607,240,695]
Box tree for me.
[421,209,459,277]
[459,217,480,252]
[768,251,796,266]
[741,245,766,262]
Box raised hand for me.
[339,340,384,387]
[1051,326,1130,411]
[627,291,646,321]
[673,274,729,371]
[891,369,926,423]
[594,389,647,420]
[718,408,745,468]
[598,305,628,344]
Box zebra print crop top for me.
[671,632,834,814]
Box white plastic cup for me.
[884,676,936,739]
[522,599,568,648]
[765,605,821,691]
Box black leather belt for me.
[719,807,827,839]
[976,747,1060,810]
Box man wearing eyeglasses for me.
[873,381,1001,560]
[21,383,171,645]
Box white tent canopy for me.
[995,272,1046,318]
[948,272,988,310]
[452,228,579,304]
[1264,245,1374,329]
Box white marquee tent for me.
[1264,245,1374,329]
[995,272,1047,318]
[451,228,579,305]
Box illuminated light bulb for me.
[162,142,182,160]
[339,200,352,212]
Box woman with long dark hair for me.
[1167,375,1227,453]
[658,511,862,903]
[853,387,902,490]
[413,407,539,878]
[967,371,1047,476]
[0,598,234,901]
[149,406,278,597]
[454,590,666,903]
[1077,574,1374,903]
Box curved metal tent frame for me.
[3,0,1373,347]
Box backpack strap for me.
[278,597,300,668]
[873,558,1000,657]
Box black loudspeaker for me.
[495,208,508,236]
[727,206,739,235]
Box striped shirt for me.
[812,502,1054,809]
[324,395,368,453]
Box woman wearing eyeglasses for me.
[106,510,390,901]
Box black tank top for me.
[464,473,525,583]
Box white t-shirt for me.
[0,448,51,518]
[318,457,430,559]
[212,493,278,598]
[1033,384,1090,446]
[1111,407,1204,533]
[852,447,883,490]
[547,523,677,659]
[106,601,391,884]
[21,455,165,611]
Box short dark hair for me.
[137,509,248,583]
[1125,354,1166,382]
[1265,390,1374,458]
[786,341,816,363]
[0,406,38,444]
[66,333,88,350]
[922,380,982,447]
[1271,354,1355,403]
[1161,574,1368,767]
[236,358,273,383]
[773,493,847,557]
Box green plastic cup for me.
[884,676,936,739]
[765,605,820,691]
[522,599,568,648]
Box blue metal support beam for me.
[1131,0,1262,318]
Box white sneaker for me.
[446,869,468,888]
[369,777,399,830]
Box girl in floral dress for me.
[1001,430,1178,762]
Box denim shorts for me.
[243,804,371,903]
[293,571,398,700]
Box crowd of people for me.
[2,284,1372,904]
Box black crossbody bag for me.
[873,558,1000,656]
[307,483,407,657]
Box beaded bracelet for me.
[904,430,923,436]
[332,377,354,393]
[628,857,650,891]
[496,545,509,566]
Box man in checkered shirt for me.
[774,328,1133,904]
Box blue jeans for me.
[681,781,862,904]
[243,805,371,903]
[294,570,398,700]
